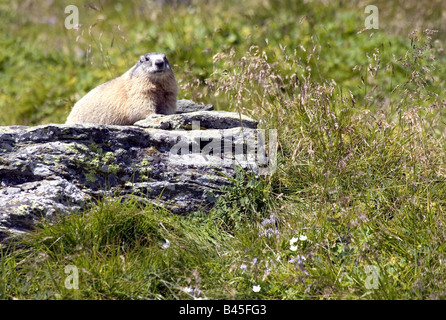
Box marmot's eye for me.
[140,55,151,63]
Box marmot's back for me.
[66,53,178,125]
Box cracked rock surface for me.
[0,100,268,243]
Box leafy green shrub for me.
[211,167,275,232]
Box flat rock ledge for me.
[0,100,272,243]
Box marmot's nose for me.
[154,60,165,69]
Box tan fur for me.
[66,55,178,125]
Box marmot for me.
[66,52,178,125]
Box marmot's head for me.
[131,52,175,80]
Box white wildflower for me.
[182,287,194,295]
[161,239,170,249]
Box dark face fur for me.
[131,52,173,78]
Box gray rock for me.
[176,99,214,114]
[135,111,258,130]
[0,100,272,243]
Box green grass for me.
[1,0,446,299]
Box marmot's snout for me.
[138,52,172,76]
[154,58,165,68]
